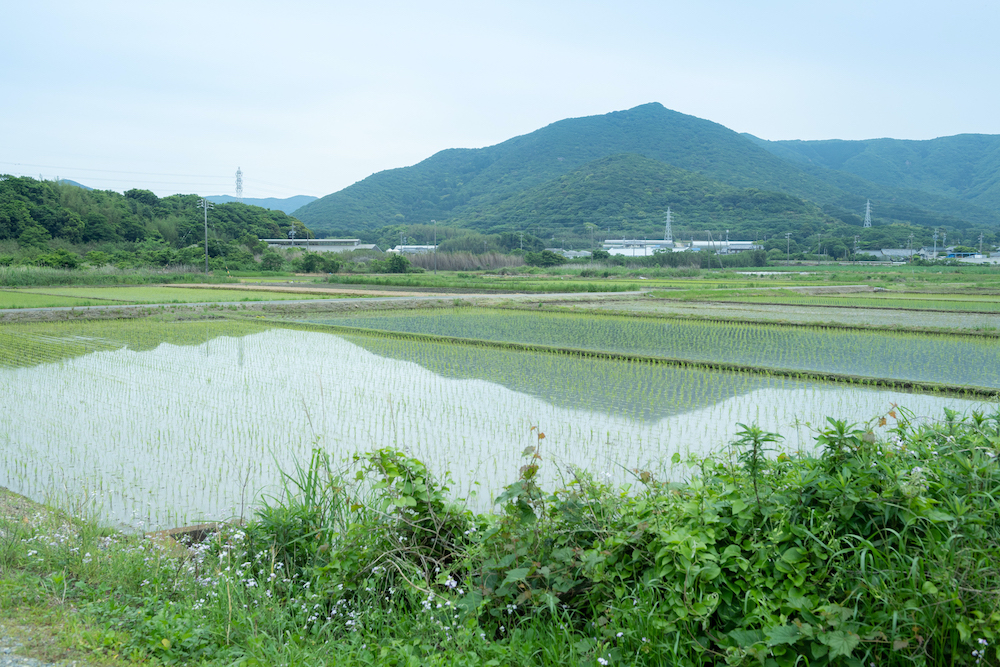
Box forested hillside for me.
[747,134,1000,213]
[448,154,830,240]
[0,176,310,246]
[295,103,1000,239]
[0,175,312,269]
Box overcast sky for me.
[3,0,998,199]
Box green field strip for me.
[650,288,1000,314]
[12,286,344,304]
[0,290,121,309]
[712,296,1000,313]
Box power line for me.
[0,161,225,178]
[2,164,319,197]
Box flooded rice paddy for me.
[1,318,993,530]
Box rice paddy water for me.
[1,316,992,530]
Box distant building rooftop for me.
[602,239,759,255]
[545,248,592,259]
[260,238,382,253]
[388,245,438,254]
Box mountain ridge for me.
[293,103,1000,239]
[205,194,317,216]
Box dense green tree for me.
[524,249,567,267]
[294,252,341,273]
[18,224,51,249]
[85,250,111,267]
[260,249,285,271]
[34,248,80,268]
[386,253,411,273]
[0,200,33,239]
[124,188,159,207]
[83,212,117,242]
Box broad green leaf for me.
[819,630,860,658]
[924,509,954,522]
[729,628,765,647]
[781,546,805,564]
[700,563,721,580]
[456,590,483,613]
[766,624,801,646]
[500,567,531,588]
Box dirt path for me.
[165,283,447,297]
[0,291,647,324]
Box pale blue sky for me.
[3,0,998,199]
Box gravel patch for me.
[0,628,54,667]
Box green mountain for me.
[448,153,829,239]
[745,134,1000,214]
[294,103,1000,239]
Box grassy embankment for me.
[0,286,349,310]
[0,265,242,288]
[2,410,998,666]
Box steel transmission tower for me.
[863,200,872,228]
[664,208,673,244]
[235,167,244,203]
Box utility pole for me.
[432,221,437,274]
[785,232,791,262]
[933,228,939,258]
[979,232,984,255]
[197,198,213,274]
[854,235,859,261]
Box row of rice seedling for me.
[538,297,1000,332]
[0,289,107,309]
[706,292,1000,313]
[0,320,990,529]
[298,308,1000,389]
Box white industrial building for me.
[260,238,382,253]
[601,239,759,256]
[387,245,438,254]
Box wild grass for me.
[407,251,526,271]
[0,265,239,288]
